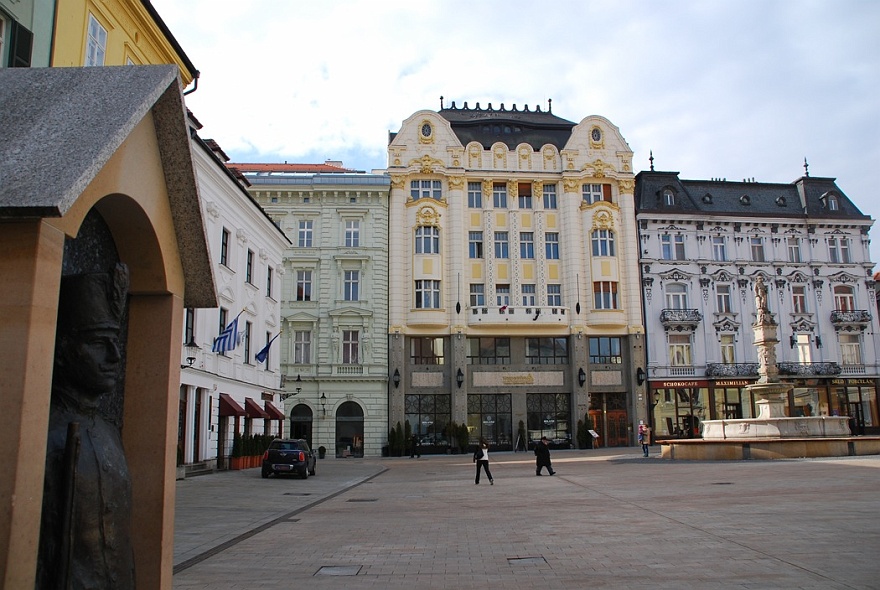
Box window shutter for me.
[8,20,33,68]
[602,184,612,202]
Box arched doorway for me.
[335,401,364,458]
[290,404,313,448]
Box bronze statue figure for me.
[38,264,135,589]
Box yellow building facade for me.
[51,0,196,86]
[387,102,646,451]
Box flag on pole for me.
[255,332,281,364]
[212,313,241,353]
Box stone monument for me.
[702,276,851,440]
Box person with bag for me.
[534,436,555,475]
[638,420,651,457]
[473,438,494,485]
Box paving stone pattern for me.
[173,449,880,589]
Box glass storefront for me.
[405,394,451,454]
[526,393,571,449]
[467,393,512,450]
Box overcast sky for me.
[152,0,880,269]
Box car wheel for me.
[309,465,316,476]
[261,468,270,479]
[300,467,308,479]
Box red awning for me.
[218,393,245,417]
[264,401,285,421]
[245,397,269,419]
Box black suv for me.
[261,438,317,479]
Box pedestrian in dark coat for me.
[534,436,555,475]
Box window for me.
[218,308,228,342]
[415,280,441,309]
[787,237,801,263]
[716,285,732,313]
[522,284,536,307]
[669,334,692,366]
[544,233,559,259]
[712,236,727,262]
[410,179,442,200]
[795,333,812,363]
[833,285,855,311]
[494,232,509,259]
[496,285,510,307]
[750,236,765,262]
[467,337,511,365]
[344,270,360,301]
[666,284,688,309]
[518,192,533,209]
[825,192,840,211]
[184,308,195,345]
[298,220,313,247]
[415,226,440,254]
[411,337,445,365]
[262,331,272,365]
[243,321,252,363]
[344,220,360,247]
[792,285,807,313]
[469,284,485,307]
[591,229,615,257]
[266,266,273,297]
[663,189,675,206]
[840,334,862,366]
[547,284,562,307]
[220,227,230,266]
[492,183,507,208]
[720,334,735,364]
[828,237,851,263]
[296,270,312,301]
[293,331,311,364]
[406,394,451,447]
[542,184,557,209]
[661,234,685,260]
[593,281,618,309]
[526,338,569,364]
[342,330,359,364]
[589,337,622,364]
[85,14,107,66]
[245,250,254,284]
[582,183,610,204]
[520,232,535,259]
[468,232,484,259]
[467,182,483,208]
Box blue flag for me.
[212,313,240,353]
[255,332,281,364]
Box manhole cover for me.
[316,566,362,576]
[508,556,546,565]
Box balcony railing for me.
[830,310,872,327]
[706,363,758,377]
[659,309,702,330]
[777,362,841,376]
[467,306,569,325]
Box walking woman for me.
[473,438,494,485]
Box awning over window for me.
[264,401,285,421]
[245,397,269,419]
[218,393,245,417]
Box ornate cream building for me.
[387,101,645,450]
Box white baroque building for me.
[177,117,290,472]
[241,163,391,458]
[387,101,646,451]
[635,167,879,438]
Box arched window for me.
[591,229,616,257]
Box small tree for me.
[404,420,412,456]
[388,427,398,456]
[576,419,588,449]
[394,422,405,456]
[517,420,527,451]
[231,430,242,458]
[458,423,470,454]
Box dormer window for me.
[821,191,840,211]
[740,195,751,205]
[662,189,675,206]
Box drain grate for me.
[283,492,312,496]
[316,565,362,576]
[346,498,378,503]
[508,556,546,565]
[711,482,734,485]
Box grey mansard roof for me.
[439,101,576,151]
[634,170,871,223]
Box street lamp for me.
[577,367,586,387]
[636,367,646,386]
[320,392,327,416]
[280,374,302,401]
[393,368,401,388]
[456,368,464,388]
[183,339,199,367]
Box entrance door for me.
[849,402,865,435]
[290,404,313,447]
[589,392,629,447]
[335,401,364,457]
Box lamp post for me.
[456,368,464,389]
[577,367,586,387]
[280,374,302,401]
[320,392,327,417]
[393,369,401,388]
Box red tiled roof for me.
[228,162,355,174]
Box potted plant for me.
[230,430,244,470]
[318,445,326,459]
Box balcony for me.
[830,310,872,330]
[706,363,758,377]
[777,362,841,376]
[659,309,702,331]
[467,306,569,326]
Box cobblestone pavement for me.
[173,448,880,589]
